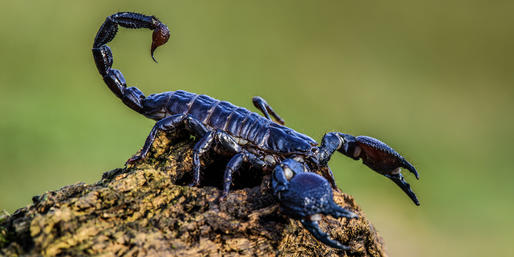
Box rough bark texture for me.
[0,130,387,257]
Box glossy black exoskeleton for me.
[92,12,420,250]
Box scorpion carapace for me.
[92,12,421,250]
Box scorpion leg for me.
[127,114,209,164]
[222,151,266,198]
[318,132,420,205]
[200,130,266,196]
[191,130,237,187]
[252,96,285,125]
[190,131,216,186]
[92,12,170,113]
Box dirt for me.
[0,131,387,257]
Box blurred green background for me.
[1,1,513,256]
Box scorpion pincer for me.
[92,12,420,250]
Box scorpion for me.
[92,12,420,250]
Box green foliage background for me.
[1,1,513,256]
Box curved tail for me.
[91,12,170,113]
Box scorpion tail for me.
[92,12,170,113]
[93,12,170,56]
[151,23,170,62]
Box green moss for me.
[0,132,385,256]
[0,210,10,248]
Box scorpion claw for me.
[151,22,170,63]
[301,219,351,250]
[337,134,421,205]
[403,160,419,180]
[93,12,421,249]
[386,173,420,206]
[272,159,356,250]
[329,201,359,219]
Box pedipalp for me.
[93,12,421,250]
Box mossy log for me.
[0,130,387,256]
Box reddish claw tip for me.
[151,23,170,63]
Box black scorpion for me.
[92,12,420,250]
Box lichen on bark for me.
[0,130,387,256]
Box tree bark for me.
[0,131,387,257]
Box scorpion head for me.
[272,158,358,250]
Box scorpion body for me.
[92,12,420,250]
[143,90,317,154]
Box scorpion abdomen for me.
[143,90,315,153]
[167,90,197,115]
